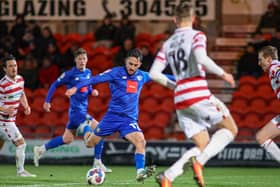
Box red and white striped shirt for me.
[269,60,280,99]
[154,27,212,109]
[0,75,24,122]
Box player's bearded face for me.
[75,54,88,71]
[125,57,141,75]
[4,60,17,79]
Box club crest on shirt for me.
[136,75,142,81]
[75,77,79,81]
[96,127,101,133]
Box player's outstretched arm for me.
[43,102,51,112]
[193,47,235,87]
[149,61,176,90]
[220,72,235,88]
[20,92,31,115]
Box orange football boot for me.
[191,157,205,187]
[155,172,172,187]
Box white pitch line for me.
[1,183,85,187]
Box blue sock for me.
[45,136,64,150]
[94,139,104,160]
[135,153,145,170]
[82,124,92,136]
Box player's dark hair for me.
[126,48,143,61]
[74,48,87,58]
[1,55,16,68]
[259,45,278,60]
[175,5,194,22]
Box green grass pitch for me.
[0,165,279,187]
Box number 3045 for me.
[119,0,208,17]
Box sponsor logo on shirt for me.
[3,92,22,100]
[122,76,127,79]
[80,86,88,93]
[126,80,138,93]
[75,77,79,81]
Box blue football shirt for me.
[46,67,92,114]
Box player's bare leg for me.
[0,138,4,149]
[191,116,237,187]
[256,120,280,162]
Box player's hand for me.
[91,89,99,97]
[43,102,51,112]
[65,87,77,97]
[221,72,235,88]
[5,107,16,117]
[24,105,31,115]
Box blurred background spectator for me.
[256,3,279,34]
[138,43,154,71]
[94,15,117,48]
[61,42,79,70]
[10,14,27,47]
[113,38,135,66]
[20,56,39,90]
[236,43,263,79]
[39,56,59,88]
[114,16,136,46]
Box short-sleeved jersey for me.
[76,67,151,120]
[155,27,211,109]
[45,67,92,113]
[269,60,280,99]
[0,75,24,122]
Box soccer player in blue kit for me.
[33,48,111,173]
[66,48,175,182]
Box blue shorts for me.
[66,111,93,130]
[94,112,142,138]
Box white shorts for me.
[271,115,280,129]
[176,95,230,138]
[0,122,23,142]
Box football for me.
[86,168,105,185]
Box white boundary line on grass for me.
[3,183,84,187]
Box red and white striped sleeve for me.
[149,45,176,89]
[191,31,224,76]
[154,47,168,66]
[192,31,207,51]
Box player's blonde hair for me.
[259,45,278,60]
[175,5,194,23]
